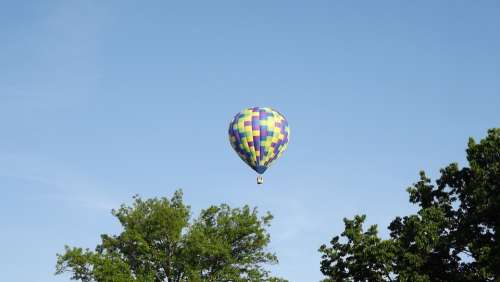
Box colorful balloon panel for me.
[228,107,290,174]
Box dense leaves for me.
[319,129,500,281]
[56,191,286,282]
[319,215,395,282]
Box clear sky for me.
[1,1,499,281]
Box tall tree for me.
[319,128,500,282]
[56,191,287,282]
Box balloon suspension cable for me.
[257,175,264,185]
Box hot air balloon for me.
[228,107,290,184]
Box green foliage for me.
[56,191,286,282]
[319,215,395,282]
[319,128,500,281]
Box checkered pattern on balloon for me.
[228,107,290,184]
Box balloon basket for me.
[257,175,264,185]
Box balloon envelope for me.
[228,107,290,174]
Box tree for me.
[56,191,287,282]
[319,128,500,282]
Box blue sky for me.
[1,1,499,281]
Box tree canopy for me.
[319,128,500,282]
[56,191,287,282]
